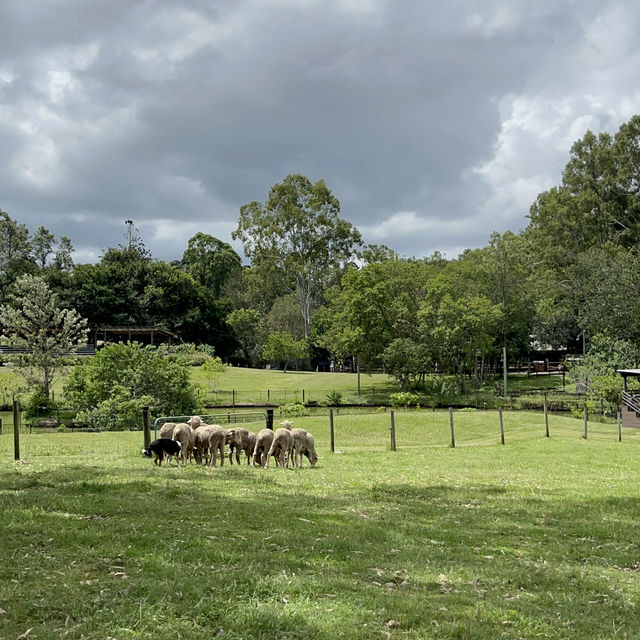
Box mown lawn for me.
[193,366,566,406]
[0,363,567,409]
[1,410,640,639]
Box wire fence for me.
[3,405,637,463]
[289,407,635,454]
[152,411,267,437]
[203,388,391,406]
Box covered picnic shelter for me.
[617,369,640,427]
[91,325,178,349]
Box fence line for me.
[322,407,631,454]
[4,406,635,463]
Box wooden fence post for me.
[499,407,505,445]
[584,404,589,439]
[390,410,396,452]
[13,399,20,461]
[266,409,274,431]
[618,411,622,442]
[329,409,335,453]
[449,407,455,448]
[142,406,151,451]
[544,394,549,438]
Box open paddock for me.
[2,411,640,639]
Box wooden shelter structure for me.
[617,369,640,427]
[91,325,178,349]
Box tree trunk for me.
[459,368,467,394]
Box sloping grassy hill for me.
[192,366,400,405]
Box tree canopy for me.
[233,174,362,338]
[0,274,88,399]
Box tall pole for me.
[449,407,455,448]
[357,356,361,397]
[142,406,151,451]
[13,399,20,461]
[390,410,396,452]
[503,346,508,399]
[329,409,335,453]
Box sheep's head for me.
[306,449,318,467]
[280,420,293,430]
[188,416,203,428]
[226,428,243,445]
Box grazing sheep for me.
[290,428,318,468]
[172,422,195,464]
[266,427,294,468]
[159,421,177,439]
[226,427,257,465]
[193,423,226,467]
[252,428,275,467]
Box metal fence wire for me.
[152,412,267,437]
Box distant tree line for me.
[2,116,640,394]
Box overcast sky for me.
[1,1,638,264]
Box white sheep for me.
[159,421,177,439]
[266,427,294,468]
[226,427,257,465]
[290,428,318,468]
[193,423,226,467]
[252,428,275,467]
[172,422,195,464]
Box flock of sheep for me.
[157,416,319,469]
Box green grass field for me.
[2,410,639,639]
[0,363,567,409]
[193,366,566,407]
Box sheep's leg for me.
[219,442,225,467]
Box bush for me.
[422,375,457,406]
[389,392,420,408]
[74,386,155,431]
[516,394,579,412]
[65,342,198,430]
[57,424,66,433]
[25,388,58,420]
[279,402,308,417]
[164,343,217,366]
[326,390,343,406]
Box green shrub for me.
[422,375,457,405]
[65,342,198,430]
[25,388,58,419]
[389,392,420,408]
[57,424,66,433]
[571,406,584,420]
[279,402,308,417]
[326,390,343,406]
[74,386,155,431]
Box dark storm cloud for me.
[0,1,638,261]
